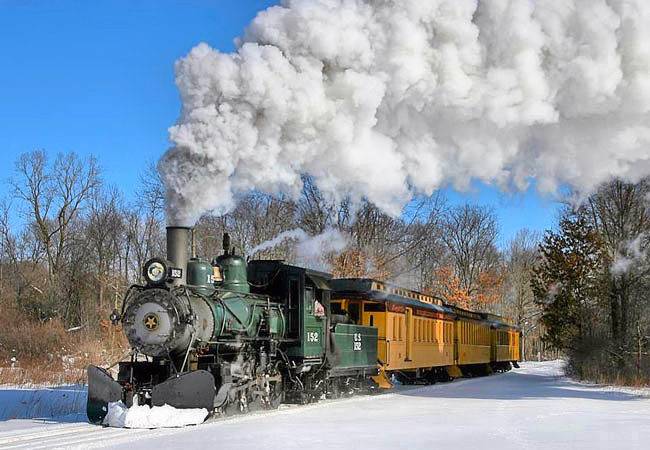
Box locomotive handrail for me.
[181,332,196,372]
[277,301,287,338]
[246,267,282,288]
[119,284,145,319]
[178,285,196,322]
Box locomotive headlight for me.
[147,262,165,282]
[143,258,167,285]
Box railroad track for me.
[0,422,168,450]
[0,384,444,449]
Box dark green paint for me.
[331,323,377,369]
[187,258,214,295]
[215,254,250,293]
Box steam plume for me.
[247,228,349,271]
[246,229,309,258]
[161,0,650,226]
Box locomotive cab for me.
[248,260,330,361]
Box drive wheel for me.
[326,379,341,399]
[269,381,283,409]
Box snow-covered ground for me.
[0,384,86,422]
[1,360,649,450]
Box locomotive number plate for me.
[307,331,319,342]
[353,333,362,351]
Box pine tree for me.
[532,211,605,350]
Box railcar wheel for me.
[222,391,245,416]
[340,378,355,397]
[268,381,283,409]
[222,398,236,416]
[248,394,264,413]
[299,392,312,405]
[326,379,341,399]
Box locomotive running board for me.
[87,365,123,424]
[152,370,216,411]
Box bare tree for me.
[87,187,125,311]
[584,180,650,346]
[297,174,336,234]
[10,150,100,279]
[440,203,500,299]
[137,160,166,217]
[0,199,46,299]
[501,229,542,359]
[225,193,297,258]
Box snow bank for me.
[103,401,208,428]
[0,384,86,421]
[515,360,566,377]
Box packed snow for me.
[1,361,649,449]
[103,401,208,428]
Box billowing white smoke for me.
[294,228,349,270]
[161,0,650,226]
[246,229,309,258]
[247,228,349,271]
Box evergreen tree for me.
[532,211,605,350]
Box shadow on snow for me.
[394,371,643,402]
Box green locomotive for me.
[87,227,378,423]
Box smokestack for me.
[223,232,231,256]
[167,226,189,286]
[191,228,196,258]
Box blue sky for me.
[0,0,560,246]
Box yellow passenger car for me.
[331,278,521,386]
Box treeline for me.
[0,150,545,382]
[0,151,165,382]
[533,181,650,384]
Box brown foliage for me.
[428,266,472,308]
[428,266,503,310]
[475,269,504,305]
[330,248,391,280]
[0,304,127,385]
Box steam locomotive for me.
[87,227,378,423]
[88,227,520,424]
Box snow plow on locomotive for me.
[87,227,520,424]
